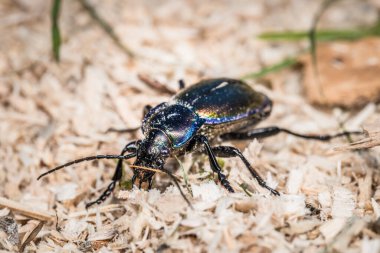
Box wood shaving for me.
[0,197,54,222]
[1,0,379,252]
[334,123,380,151]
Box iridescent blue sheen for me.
[142,78,271,150]
[145,104,204,148]
[174,78,270,125]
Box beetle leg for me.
[195,135,234,193]
[211,146,280,196]
[138,74,176,95]
[113,140,140,182]
[86,141,140,208]
[221,126,363,142]
[148,177,154,189]
[105,126,140,134]
[178,79,185,90]
[131,174,137,185]
[105,105,153,134]
[86,181,117,208]
[143,105,153,116]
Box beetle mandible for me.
[38,78,361,208]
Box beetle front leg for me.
[211,146,279,196]
[221,126,363,142]
[194,135,234,193]
[86,140,140,208]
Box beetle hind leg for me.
[221,126,363,142]
[212,146,280,196]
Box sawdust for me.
[1,0,380,252]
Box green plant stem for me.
[258,25,380,42]
[242,57,298,80]
[51,0,61,62]
[175,156,192,196]
[78,0,135,58]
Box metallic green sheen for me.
[174,78,270,125]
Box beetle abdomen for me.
[174,78,272,125]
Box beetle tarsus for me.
[279,128,363,141]
[195,135,236,192]
[221,126,363,142]
[219,174,235,193]
[86,180,117,209]
[211,146,280,196]
[265,186,280,196]
[86,141,140,207]
[255,175,280,196]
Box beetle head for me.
[132,129,171,188]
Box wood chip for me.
[329,217,367,252]
[334,129,380,152]
[68,204,124,219]
[1,1,379,252]
[19,220,45,252]
[0,197,54,222]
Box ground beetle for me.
[38,78,362,208]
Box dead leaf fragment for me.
[302,38,380,107]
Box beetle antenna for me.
[160,167,193,209]
[130,165,193,209]
[37,153,136,180]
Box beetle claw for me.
[224,184,235,193]
[265,186,280,196]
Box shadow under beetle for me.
[38,78,362,208]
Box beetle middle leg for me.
[86,140,139,208]
[221,126,363,141]
[194,135,234,193]
[211,146,280,196]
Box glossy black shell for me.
[142,78,272,149]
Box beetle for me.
[38,78,361,208]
